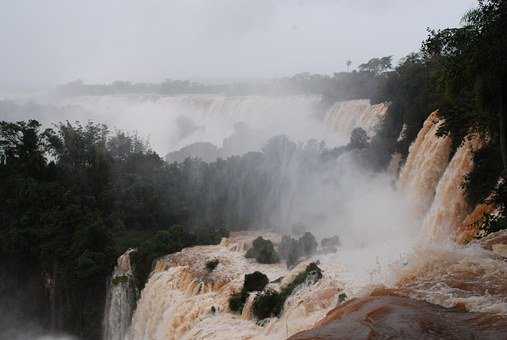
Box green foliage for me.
[482,215,507,234]
[463,142,504,207]
[278,236,296,261]
[228,292,247,313]
[0,120,231,339]
[243,271,269,292]
[279,232,318,268]
[252,262,323,320]
[245,237,280,264]
[298,232,318,257]
[112,275,129,286]
[252,289,283,320]
[349,128,369,150]
[358,56,393,75]
[205,259,219,272]
[228,271,269,314]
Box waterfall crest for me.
[398,111,452,217]
[323,99,389,138]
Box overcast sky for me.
[1,0,477,91]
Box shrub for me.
[111,274,129,286]
[252,262,322,320]
[252,289,283,320]
[245,237,280,264]
[299,232,318,256]
[279,233,319,268]
[205,259,219,272]
[244,271,269,292]
[229,271,269,314]
[229,292,246,313]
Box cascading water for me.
[323,99,389,138]
[54,95,331,155]
[420,135,483,242]
[50,95,388,158]
[126,233,344,340]
[393,117,507,316]
[103,248,138,340]
[398,111,452,217]
[106,103,507,340]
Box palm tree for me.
[346,60,352,72]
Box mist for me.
[4,1,506,339]
[1,0,476,93]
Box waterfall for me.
[103,249,137,340]
[323,99,389,138]
[111,103,505,340]
[398,111,452,218]
[420,135,484,242]
[126,233,343,340]
[55,95,329,155]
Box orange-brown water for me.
[109,107,507,340]
[323,99,388,139]
[398,111,452,218]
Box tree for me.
[358,56,393,75]
[349,128,369,150]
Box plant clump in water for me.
[229,271,269,313]
[112,274,129,286]
[245,237,280,264]
[279,232,319,268]
[205,259,219,272]
[252,262,323,320]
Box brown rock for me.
[289,293,507,340]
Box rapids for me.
[106,103,507,340]
[126,232,344,340]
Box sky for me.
[0,0,477,92]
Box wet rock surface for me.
[289,291,507,340]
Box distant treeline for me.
[54,64,387,102]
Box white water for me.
[103,249,137,340]
[105,102,506,340]
[53,95,336,156]
[18,95,388,160]
[323,99,388,138]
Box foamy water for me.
[103,102,506,340]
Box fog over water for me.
[1,0,476,93]
[4,1,505,340]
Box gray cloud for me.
[0,0,477,92]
